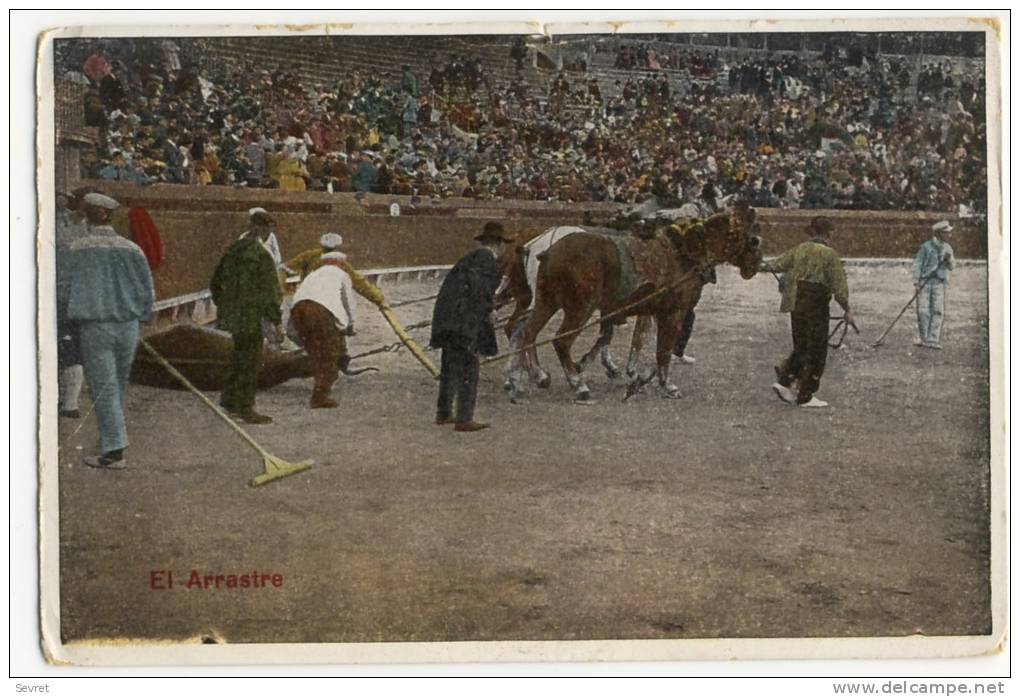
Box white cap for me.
[319,232,343,249]
[321,251,347,262]
[83,193,119,210]
[248,206,268,218]
[932,220,953,234]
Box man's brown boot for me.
[454,421,490,432]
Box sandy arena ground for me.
[55,264,992,644]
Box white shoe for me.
[929,343,943,350]
[913,338,925,347]
[772,383,796,404]
[800,396,829,408]
[679,355,696,364]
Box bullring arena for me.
[53,187,991,644]
[47,30,993,648]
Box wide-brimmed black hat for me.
[809,216,834,236]
[474,221,514,243]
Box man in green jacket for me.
[763,216,855,409]
[210,209,282,424]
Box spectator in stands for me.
[60,35,986,216]
[510,38,528,72]
[401,65,418,97]
[83,48,112,85]
[351,151,379,193]
[98,150,150,183]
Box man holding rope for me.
[285,232,388,308]
[912,220,955,350]
[288,248,358,409]
[431,221,511,432]
[763,216,854,409]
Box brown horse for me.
[496,225,634,398]
[130,324,376,391]
[509,208,762,401]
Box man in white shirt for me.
[287,251,356,409]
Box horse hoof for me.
[537,375,551,389]
[605,367,621,380]
[503,379,513,392]
[662,386,682,400]
[573,394,596,406]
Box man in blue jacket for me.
[430,222,512,432]
[62,193,155,469]
[913,220,956,349]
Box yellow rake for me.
[139,339,313,487]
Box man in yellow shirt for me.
[285,232,386,308]
[762,217,855,409]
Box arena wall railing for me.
[69,180,987,324]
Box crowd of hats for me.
[57,37,986,215]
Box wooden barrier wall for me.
[71,181,988,300]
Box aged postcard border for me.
[35,14,1007,666]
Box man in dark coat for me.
[430,221,512,432]
[210,209,282,424]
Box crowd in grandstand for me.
[57,36,987,214]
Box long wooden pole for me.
[379,306,440,378]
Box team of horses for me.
[134,206,763,403]
[497,204,763,402]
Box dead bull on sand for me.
[130,324,377,391]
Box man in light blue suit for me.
[62,193,155,470]
[912,220,956,350]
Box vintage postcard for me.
[36,15,1006,666]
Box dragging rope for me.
[480,266,700,367]
[828,313,860,349]
[388,293,440,309]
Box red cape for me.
[128,207,164,270]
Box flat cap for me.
[83,193,119,210]
[319,232,343,249]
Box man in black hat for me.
[430,221,513,432]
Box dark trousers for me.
[221,331,262,412]
[57,315,82,368]
[672,309,696,357]
[776,282,830,403]
[436,346,480,423]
